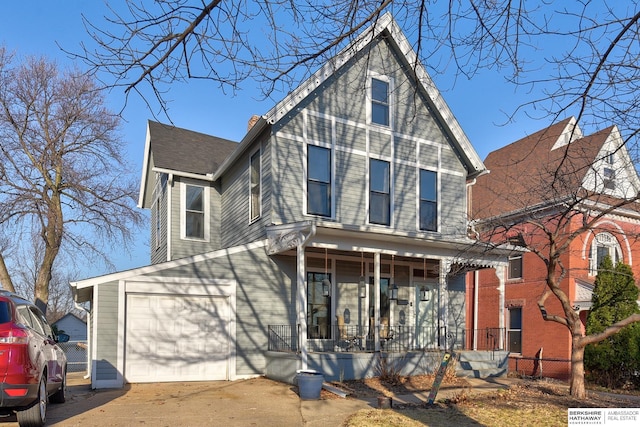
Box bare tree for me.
[71,0,640,399]
[472,120,640,399]
[12,234,82,323]
[0,47,143,307]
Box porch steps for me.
[455,351,509,378]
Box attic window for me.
[371,77,390,126]
[603,167,616,190]
[606,153,614,164]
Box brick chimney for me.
[247,115,261,131]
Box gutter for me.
[212,117,269,181]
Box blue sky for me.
[1,1,550,277]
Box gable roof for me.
[52,312,87,326]
[472,116,638,219]
[138,121,238,208]
[213,12,486,180]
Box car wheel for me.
[49,368,66,404]
[16,376,47,427]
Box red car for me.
[0,291,69,427]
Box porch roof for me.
[266,220,520,270]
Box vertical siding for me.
[95,282,119,380]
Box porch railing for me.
[268,324,507,353]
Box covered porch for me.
[265,221,514,382]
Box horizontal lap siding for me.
[271,36,471,237]
[147,246,295,377]
[441,173,467,236]
[221,134,271,248]
[335,149,367,223]
[271,128,305,225]
[394,162,417,230]
[151,175,169,264]
[95,283,119,381]
[170,177,222,259]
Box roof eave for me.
[137,122,153,209]
[212,117,269,180]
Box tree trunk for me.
[569,336,586,399]
[0,253,16,292]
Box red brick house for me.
[467,117,640,379]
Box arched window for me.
[589,232,622,275]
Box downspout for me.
[166,173,174,262]
[473,270,479,350]
[496,265,506,349]
[297,225,316,370]
[74,301,92,380]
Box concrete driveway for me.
[0,373,370,427]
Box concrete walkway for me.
[4,374,518,427]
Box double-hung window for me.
[508,255,523,280]
[507,307,522,353]
[307,145,331,217]
[250,150,261,221]
[371,78,390,126]
[419,169,437,231]
[182,183,207,240]
[370,159,390,225]
[603,167,616,190]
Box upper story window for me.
[419,169,437,231]
[371,77,390,126]
[250,150,261,222]
[589,232,622,275]
[307,145,331,217]
[370,158,390,225]
[508,255,523,280]
[603,167,616,190]
[181,183,208,240]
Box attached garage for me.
[70,269,238,389]
[125,293,231,383]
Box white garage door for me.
[125,294,230,383]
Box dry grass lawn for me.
[334,375,640,427]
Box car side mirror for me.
[56,333,70,343]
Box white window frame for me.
[180,182,210,242]
[508,255,523,280]
[418,169,438,232]
[305,143,333,218]
[507,307,522,354]
[249,148,262,223]
[367,72,394,128]
[369,158,391,226]
[589,232,622,275]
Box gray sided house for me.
[71,13,514,389]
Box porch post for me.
[374,252,381,352]
[439,259,451,349]
[297,244,308,369]
[495,265,506,350]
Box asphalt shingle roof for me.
[148,120,239,176]
[472,118,611,219]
